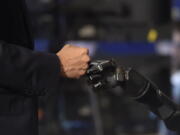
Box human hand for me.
[57,44,90,79]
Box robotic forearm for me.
[87,59,180,131]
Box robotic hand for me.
[87,59,180,131]
[86,59,119,90]
[87,59,152,97]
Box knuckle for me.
[84,64,88,69]
[82,55,90,62]
[82,48,89,54]
[85,56,90,62]
[79,70,86,76]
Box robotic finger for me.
[86,59,180,131]
[87,59,116,75]
[87,59,119,89]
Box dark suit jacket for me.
[0,0,60,135]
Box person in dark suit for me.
[0,0,90,135]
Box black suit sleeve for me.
[0,41,61,96]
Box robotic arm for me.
[87,59,180,131]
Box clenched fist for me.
[56,44,90,79]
